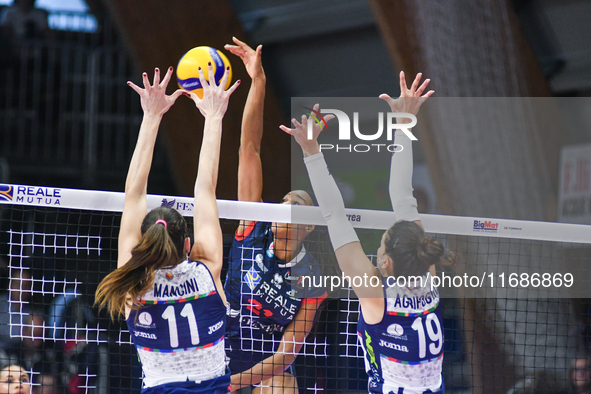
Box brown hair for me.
[384,220,455,277]
[95,206,189,320]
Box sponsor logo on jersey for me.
[244,266,262,291]
[285,289,301,300]
[384,323,408,341]
[284,271,300,282]
[266,242,275,258]
[208,320,224,335]
[255,282,299,318]
[255,254,268,273]
[272,273,284,289]
[387,323,403,336]
[0,185,13,201]
[364,331,382,382]
[240,316,286,335]
[379,339,409,352]
[473,219,499,233]
[134,331,157,340]
[138,312,153,326]
[245,298,273,318]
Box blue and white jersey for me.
[127,261,229,392]
[357,273,443,394]
[224,221,326,373]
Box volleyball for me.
[176,46,232,98]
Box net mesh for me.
[1,186,590,393]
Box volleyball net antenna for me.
[1,185,591,393]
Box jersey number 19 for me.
[411,314,442,358]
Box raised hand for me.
[379,71,433,123]
[280,103,334,157]
[185,62,241,118]
[127,67,185,117]
[224,37,264,80]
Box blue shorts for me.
[141,374,231,394]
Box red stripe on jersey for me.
[235,221,257,241]
[301,291,327,305]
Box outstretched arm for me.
[118,67,185,269]
[379,71,433,229]
[187,64,240,285]
[230,299,321,390]
[281,107,384,314]
[225,37,266,203]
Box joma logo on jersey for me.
[473,220,499,232]
[134,331,157,340]
[379,339,409,353]
[208,320,223,335]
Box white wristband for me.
[304,153,359,251]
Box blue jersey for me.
[357,273,443,394]
[127,261,230,393]
[224,221,326,373]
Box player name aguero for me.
[154,278,199,298]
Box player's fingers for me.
[416,78,430,96]
[312,103,320,113]
[152,68,161,87]
[127,81,143,95]
[232,36,250,50]
[399,71,408,93]
[169,89,185,102]
[160,66,173,88]
[418,90,434,105]
[225,46,244,57]
[324,114,335,123]
[379,93,394,104]
[279,125,293,135]
[185,91,199,102]
[207,62,217,87]
[421,90,435,99]
[219,66,231,91]
[141,72,150,89]
[292,117,302,128]
[410,72,422,93]
[197,67,208,90]
[225,79,241,96]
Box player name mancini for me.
[154,278,200,298]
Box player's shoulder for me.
[235,221,271,241]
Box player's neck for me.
[274,238,301,263]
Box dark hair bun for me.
[417,237,444,265]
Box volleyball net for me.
[1,184,591,393]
